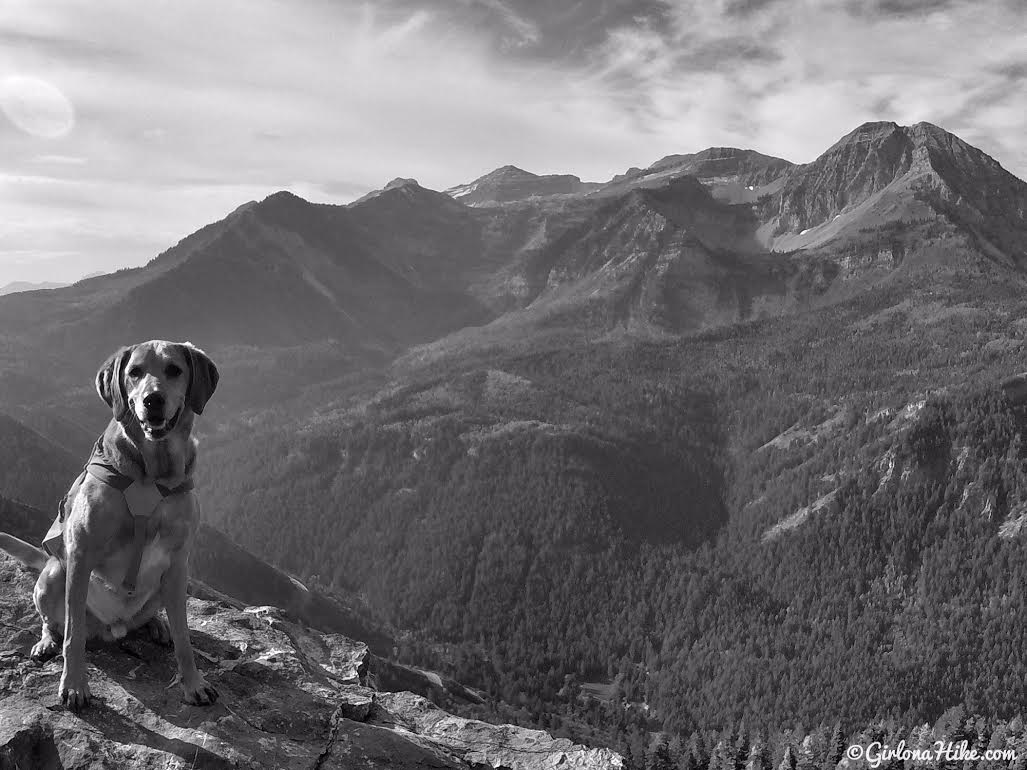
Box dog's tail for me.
[0,533,49,571]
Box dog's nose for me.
[142,392,165,412]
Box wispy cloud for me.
[0,0,1023,283]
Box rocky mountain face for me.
[773,121,922,233]
[522,179,793,333]
[0,553,622,769]
[602,147,793,203]
[763,121,1027,257]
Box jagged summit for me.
[769,120,1027,259]
[486,164,536,179]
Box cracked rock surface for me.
[0,555,622,769]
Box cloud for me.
[844,0,955,17]
[0,0,1023,283]
[470,0,542,47]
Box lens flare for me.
[0,75,75,138]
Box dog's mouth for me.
[140,408,181,440]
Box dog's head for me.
[95,340,219,441]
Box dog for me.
[0,340,219,710]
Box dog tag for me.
[123,482,163,519]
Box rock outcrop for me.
[0,555,622,769]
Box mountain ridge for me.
[1,120,1024,425]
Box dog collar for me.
[85,461,194,504]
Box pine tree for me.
[746,737,772,770]
[708,740,731,770]
[778,746,797,770]
[734,721,751,770]
[823,723,845,770]
[688,733,710,770]
[649,736,676,770]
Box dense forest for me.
[184,269,1027,761]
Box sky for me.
[0,0,1024,284]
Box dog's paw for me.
[30,636,60,662]
[180,675,218,706]
[144,616,172,646]
[59,672,92,711]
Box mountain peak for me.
[350,178,435,206]
[445,164,593,205]
[769,118,1027,259]
[824,120,903,153]
[695,146,763,160]
[258,189,312,210]
[384,177,419,190]
[490,164,536,179]
[855,120,900,131]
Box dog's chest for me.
[87,535,173,628]
[85,501,186,629]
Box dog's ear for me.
[95,346,133,422]
[181,343,219,415]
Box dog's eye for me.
[166,364,183,378]
[127,366,143,380]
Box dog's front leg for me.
[60,526,94,710]
[161,555,217,705]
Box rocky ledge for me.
[0,555,622,769]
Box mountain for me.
[425,121,1027,351]
[447,150,793,208]
[0,186,500,425]
[0,280,67,295]
[444,121,1027,267]
[602,146,794,203]
[0,413,81,510]
[445,165,602,205]
[0,187,491,356]
[2,121,1019,420]
[0,272,107,296]
[762,121,1027,257]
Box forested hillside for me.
[187,266,1027,761]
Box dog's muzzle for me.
[139,407,181,440]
